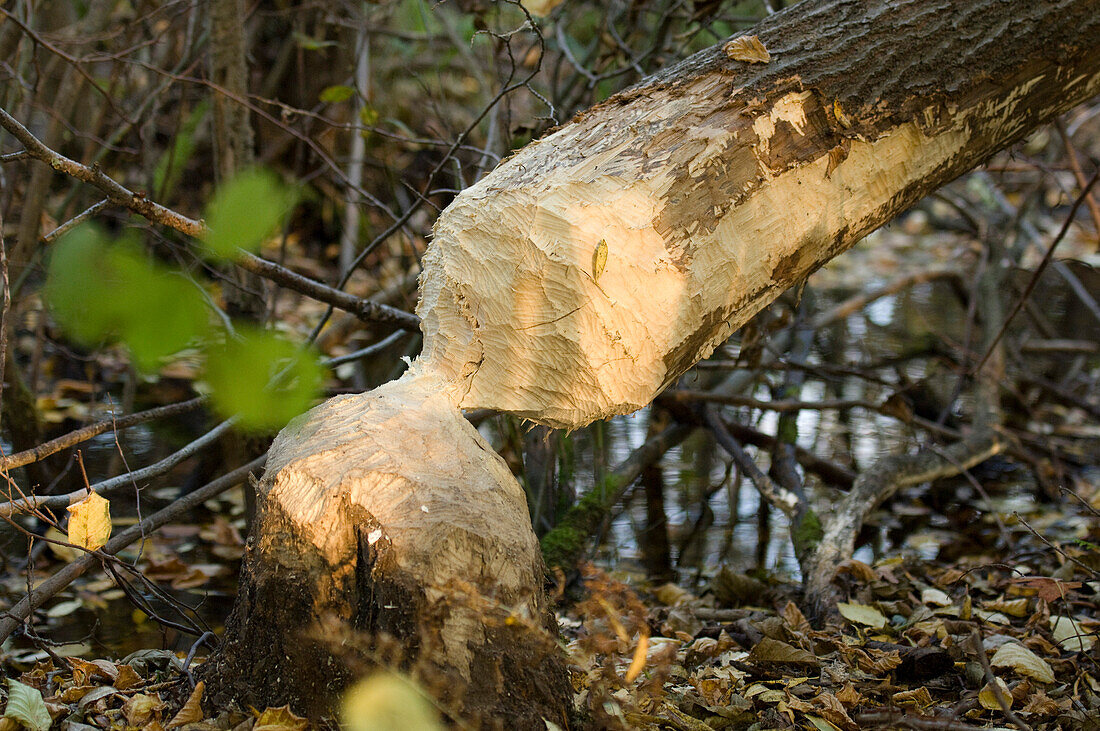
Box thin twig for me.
[973,170,1099,374]
[705,406,800,517]
[1055,118,1100,240]
[0,397,205,472]
[0,209,8,432]
[969,629,1030,731]
[0,105,419,330]
[42,199,110,243]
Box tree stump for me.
[203,369,570,727]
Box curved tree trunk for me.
[206,0,1100,722]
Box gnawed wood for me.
[204,370,569,725]
[210,0,1100,721]
[418,0,1100,428]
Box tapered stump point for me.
[202,367,570,727]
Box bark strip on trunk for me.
[419,0,1100,428]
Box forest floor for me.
[1,463,1098,730]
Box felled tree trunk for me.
[206,0,1100,722]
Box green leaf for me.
[202,169,296,261]
[107,247,209,371]
[320,85,356,103]
[358,104,379,127]
[342,672,442,731]
[292,31,336,50]
[204,329,325,431]
[45,226,209,371]
[4,678,52,731]
[44,225,117,344]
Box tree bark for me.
[208,0,1100,722]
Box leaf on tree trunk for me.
[723,35,770,63]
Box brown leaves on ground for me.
[0,656,310,730]
[561,559,1100,730]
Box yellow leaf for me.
[520,0,564,17]
[342,673,442,731]
[122,693,165,725]
[254,705,310,731]
[892,686,933,707]
[592,239,608,283]
[66,492,111,551]
[990,643,1055,684]
[837,602,887,629]
[978,677,1012,711]
[723,35,771,64]
[1050,616,1095,652]
[167,680,204,728]
[624,631,649,683]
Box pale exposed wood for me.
[208,369,569,724]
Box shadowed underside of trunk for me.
[205,0,1100,724]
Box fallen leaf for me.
[983,597,1030,618]
[920,588,951,607]
[837,602,887,629]
[892,686,933,707]
[123,693,165,725]
[1010,576,1082,603]
[990,643,1055,684]
[66,492,111,551]
[167,681,205,728]
[748,637,820,666]
[114,664,143,690]
[1050,616,1095,652]
[254,705,310,731]
[3,679,51,731]
[781,601,810,633]
[624,632,649,683]
[805,716,842,731]
[654,583,689,606]
[723,35,770,64]
[979,677,1013,710]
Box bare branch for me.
[0,397,204,472]
[0,419,235,518]
[0,105,420,331]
